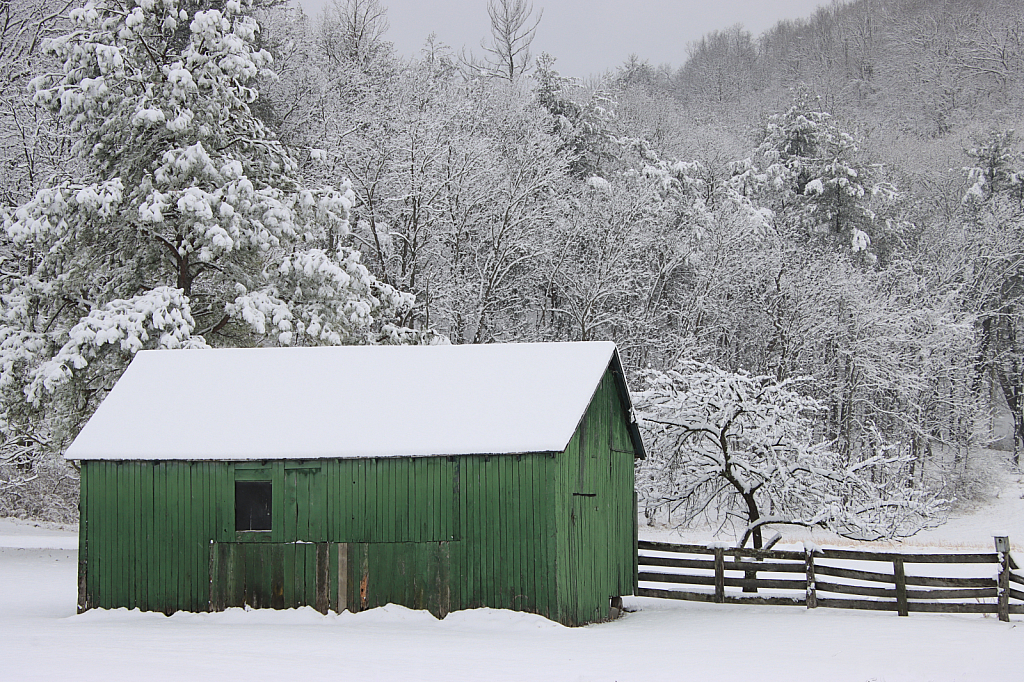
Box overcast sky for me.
[293,0,828,79]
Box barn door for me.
[209,541,330,612]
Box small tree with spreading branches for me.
[636,360,946,548]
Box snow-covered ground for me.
[2,468,1022,682]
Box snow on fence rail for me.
[637,539,1024,621]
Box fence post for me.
[894,556,908,617]
[714,547,725,603]
[996,535,1010,623]
[805,547,817,609]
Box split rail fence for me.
[637,539,1024,621]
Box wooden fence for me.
[637,539,1024,621]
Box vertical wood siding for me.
[78,367,638,625]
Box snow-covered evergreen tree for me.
[753,95,897,259]
[0,0,424,475]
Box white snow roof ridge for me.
[65,341,621,461]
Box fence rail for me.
[637,538,1023,620]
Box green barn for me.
[66,341,644,626]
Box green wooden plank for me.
[448,459,461,611]
[425,457,435,541]
[118,463,128,609]
[116,462,127,610]
[298,539,310,607]
[101,461,114,610]
[242,543,254,607]
[324,461,334,541]
[389,456,397,540]
[175,462,186,612]
[306,542,317,607]
[215,463,229,544]
[298,471,311,541]
[385,458,396,543]
[158,461,170,613]
[199,462,209,611]
[479,456,490,608]
[460,458,472,606]
[271,462,283,543]
[201,462,211,610]
[351,460,362,541]
[191,462,203,612]
[136,461,146,610]
[466,456,479,607]
[466,456,477,606]
[331,460,341,541]
[413,458,425,541]
[97,458,109,606]
[115,463,126,608]
[488,456,501,608]
[138,462,148,612]
[112,463,124,609]
[166,461,177,613]
[222,542,237,607]
[520,455,533,615]
[254,542,267,608]
[86,462,98,609]
[84,458,96,606]
[208,541,220,611]
[366,460,377,543]
[344,461,353,542]
[184,461,194,611]
[516,456,529,612]
[284,470,297,541]
[403,459,415,541]
[331,461,341,541]
[175,461,186,612]
[312,468,325,543]
[149,462,162,613]
[76,463,89,612]
[425,458,436,541]
[519,456,533,613]
[105,463,115,609]
[438,458,448,542]
[262,543,274,609]
[372,459,383,543]
[182,462,193,612]
[307,469,319,543]
[536,454,550,619]
[165,461,176,612]
[139,462,152,612]
[379,458,390,543]
[538,453,553,619]
[501,454,514,609]
[198,463,209,612]
[348,460,360,542]
[129,461,139,610]
[560,438,575,624]
[328,541,338,612]
[494,456,506,609]
[358,461,368,544]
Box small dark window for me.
[235,481,272,531]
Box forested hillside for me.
[1,0,1022,531]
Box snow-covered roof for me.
[65,341,637,461]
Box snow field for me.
[1,527,1021,682]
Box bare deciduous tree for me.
[481,0,542,81]
[318,0,390,66]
